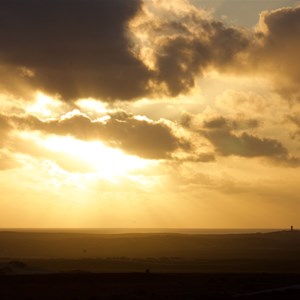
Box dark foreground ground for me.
[1,273,300,300]
[1,230,300,299]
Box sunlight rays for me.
[41,135,153,181]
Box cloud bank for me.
[1,0,300,101]
[7,112,190,160]
[0,0,151,101]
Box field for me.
[1,230,300,299]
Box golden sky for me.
[1,0,300,228]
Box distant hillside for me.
[0,230,300,273]
[0,230,300,259]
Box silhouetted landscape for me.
[2,0,300,299]
[1,229,300,299]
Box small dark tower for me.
[291,225,294,231]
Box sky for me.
[1,0,300,228]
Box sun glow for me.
[26,92,63,119]
[42,135,153,181]
[21,93,155,184]
[75,98,109,114]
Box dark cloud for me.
[152,19,250,96]
[0,115,11,147]
[1,1,299,101]
[0,64,35,99]
[201,116,288,158]
[0,0,151,101]
[288,114,300,140]
[133,3,300,99]
[205,130,288,158]
[182,114,298,163]
[203,116,260,131]
[203,117,229,130]
[0,115,10,131]
[11,113,190,160]
[2,111,299,166]
[289,115,300,127]
[176,152,215,163]
[0,116,17,169]
[0,0,254,101]
[252,6,300,100]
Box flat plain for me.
[1,230,300,299]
